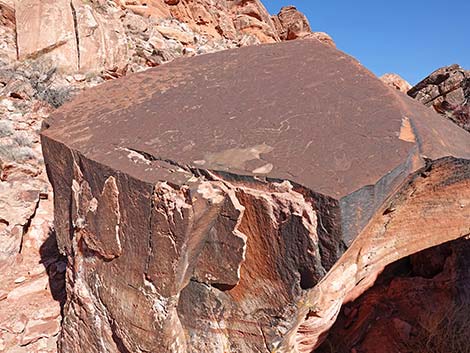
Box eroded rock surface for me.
[380,73,412,93]
[272,5,312,41]
[0,96,64,353]
[42,39,470,353]
[316,236,470,353]
[0,192,65,353]
[10,0,313,75]
[0,2,316,352]
[408,64,470,132]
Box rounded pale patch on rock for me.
[14,276,26,284]
[380,73,412,93]
[252,163,273,174]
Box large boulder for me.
[41,39,470,353]
[272,5,312,40]
[408,64,470,132]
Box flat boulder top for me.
[43,39,470,198]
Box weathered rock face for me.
[0,0,16,63]
[306,31,336,48]
[316,236,470,353]
[41,40,470,353]
[118,0,281,43]
[0,96,63,353]
[15,0,78,71]
[380,73,412,93]
[10,0,313,75]
[272,5,312,40]
[0,192,64,353]
[408,64,470,132]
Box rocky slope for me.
[408,64,469,132]
[41,39,469,353]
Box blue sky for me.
[264,1,470,85]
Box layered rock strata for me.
[41,39,470,353]
[272,5,312,41]
[11,0,317,74]
[316,236,470,353]
[408,64,470,132]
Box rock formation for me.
[9,0,319,75]
[41,39,470,353]
[272,5,312,40]
[0,0,16,63]
[316,236,470,353]
[0,191,65,353]
[0,91,63,353]
[380,73,412,93]
[0,2,321,351]
[117,0,281,43]
[408,64,470,132]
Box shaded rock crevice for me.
[282,156,470,353]
[69,0,81,70]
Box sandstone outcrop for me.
[9,0,314,75]
[306,32,335,48]
[118,0,280,42]
[316,236,470,353]
[42,39,470,353]
[15,0,78,71]
[0,95,64,352]
[0,0,16,63]
[380,73,412,93]
[0,192,64,353]
[408,64,470,132]
[272,5,311,40]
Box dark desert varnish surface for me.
[42,39,470,198]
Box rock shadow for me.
[39,227,67,311]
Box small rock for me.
[1,99,15,112]
[156,25,194,44]
[380,73,412,93]
[308,32,336,48]
[393,317,412,340]
[29,265,46,277]
[73,74,87,82]
[183,47,195,56]
[14,276,26,284]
